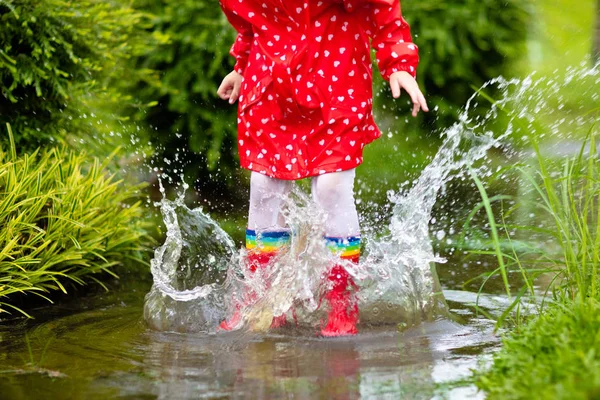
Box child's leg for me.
[220,172,293,331]
[248,172,293,231]
[311,169,360,238]
[312,169,361,336]
[247,171,294,270]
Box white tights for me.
[247,170,360,237]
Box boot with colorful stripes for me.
[320,235,360,337]
[219,229,291,331]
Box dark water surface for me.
[0,258,503,400]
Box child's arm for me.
[218,6,254,103]
[370,0,428,116]
[220,7,254,76]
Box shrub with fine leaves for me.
[0,126,151,317]
[0,0,154,151]
[385,0,531,127]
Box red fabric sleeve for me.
[370,0,419,80]
[220,7,254,75]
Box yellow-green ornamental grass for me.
[0,126,150,317]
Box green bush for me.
[130,0,244,200]
[0,0,155,152]
[133,0,236,165]
[0,126,151,317]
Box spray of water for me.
[144,65,599,334]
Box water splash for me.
[144,65,599,334]
[144,182,235,331]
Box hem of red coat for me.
[240,160,364,181]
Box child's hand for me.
[389,71,429,117]
[217,71,243,104]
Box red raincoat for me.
[220,0,419,180]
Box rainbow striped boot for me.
[219,229,291,331]
[320,235,361,337]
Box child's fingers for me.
[404,84,429,117]
[418,92,429,112]
[229,80,242,104]
[390,78,401,99]
[412,101,421,117]
[217,81,232,100]
[406,86,421,117]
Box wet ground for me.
[0,258,504,400]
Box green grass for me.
[460,4,600,384]
[0,124,152,317]
[437,3,600,397]
[469,126,600,397]
[477,297,600,400]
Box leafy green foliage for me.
[464,85,600,323]
[0,0,154,152]
[0,125,151,317]
[130,0,245,200]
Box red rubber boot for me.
[219,251,288,331]
[320,264,359,337]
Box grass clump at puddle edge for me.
[0,125,152,318]
[470,125,600,398]
[478,298,600,400]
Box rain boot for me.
[320,236,361,337]
[219,229,290,331]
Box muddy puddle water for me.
[0,272,502,400]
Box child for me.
[217,0,428,336]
